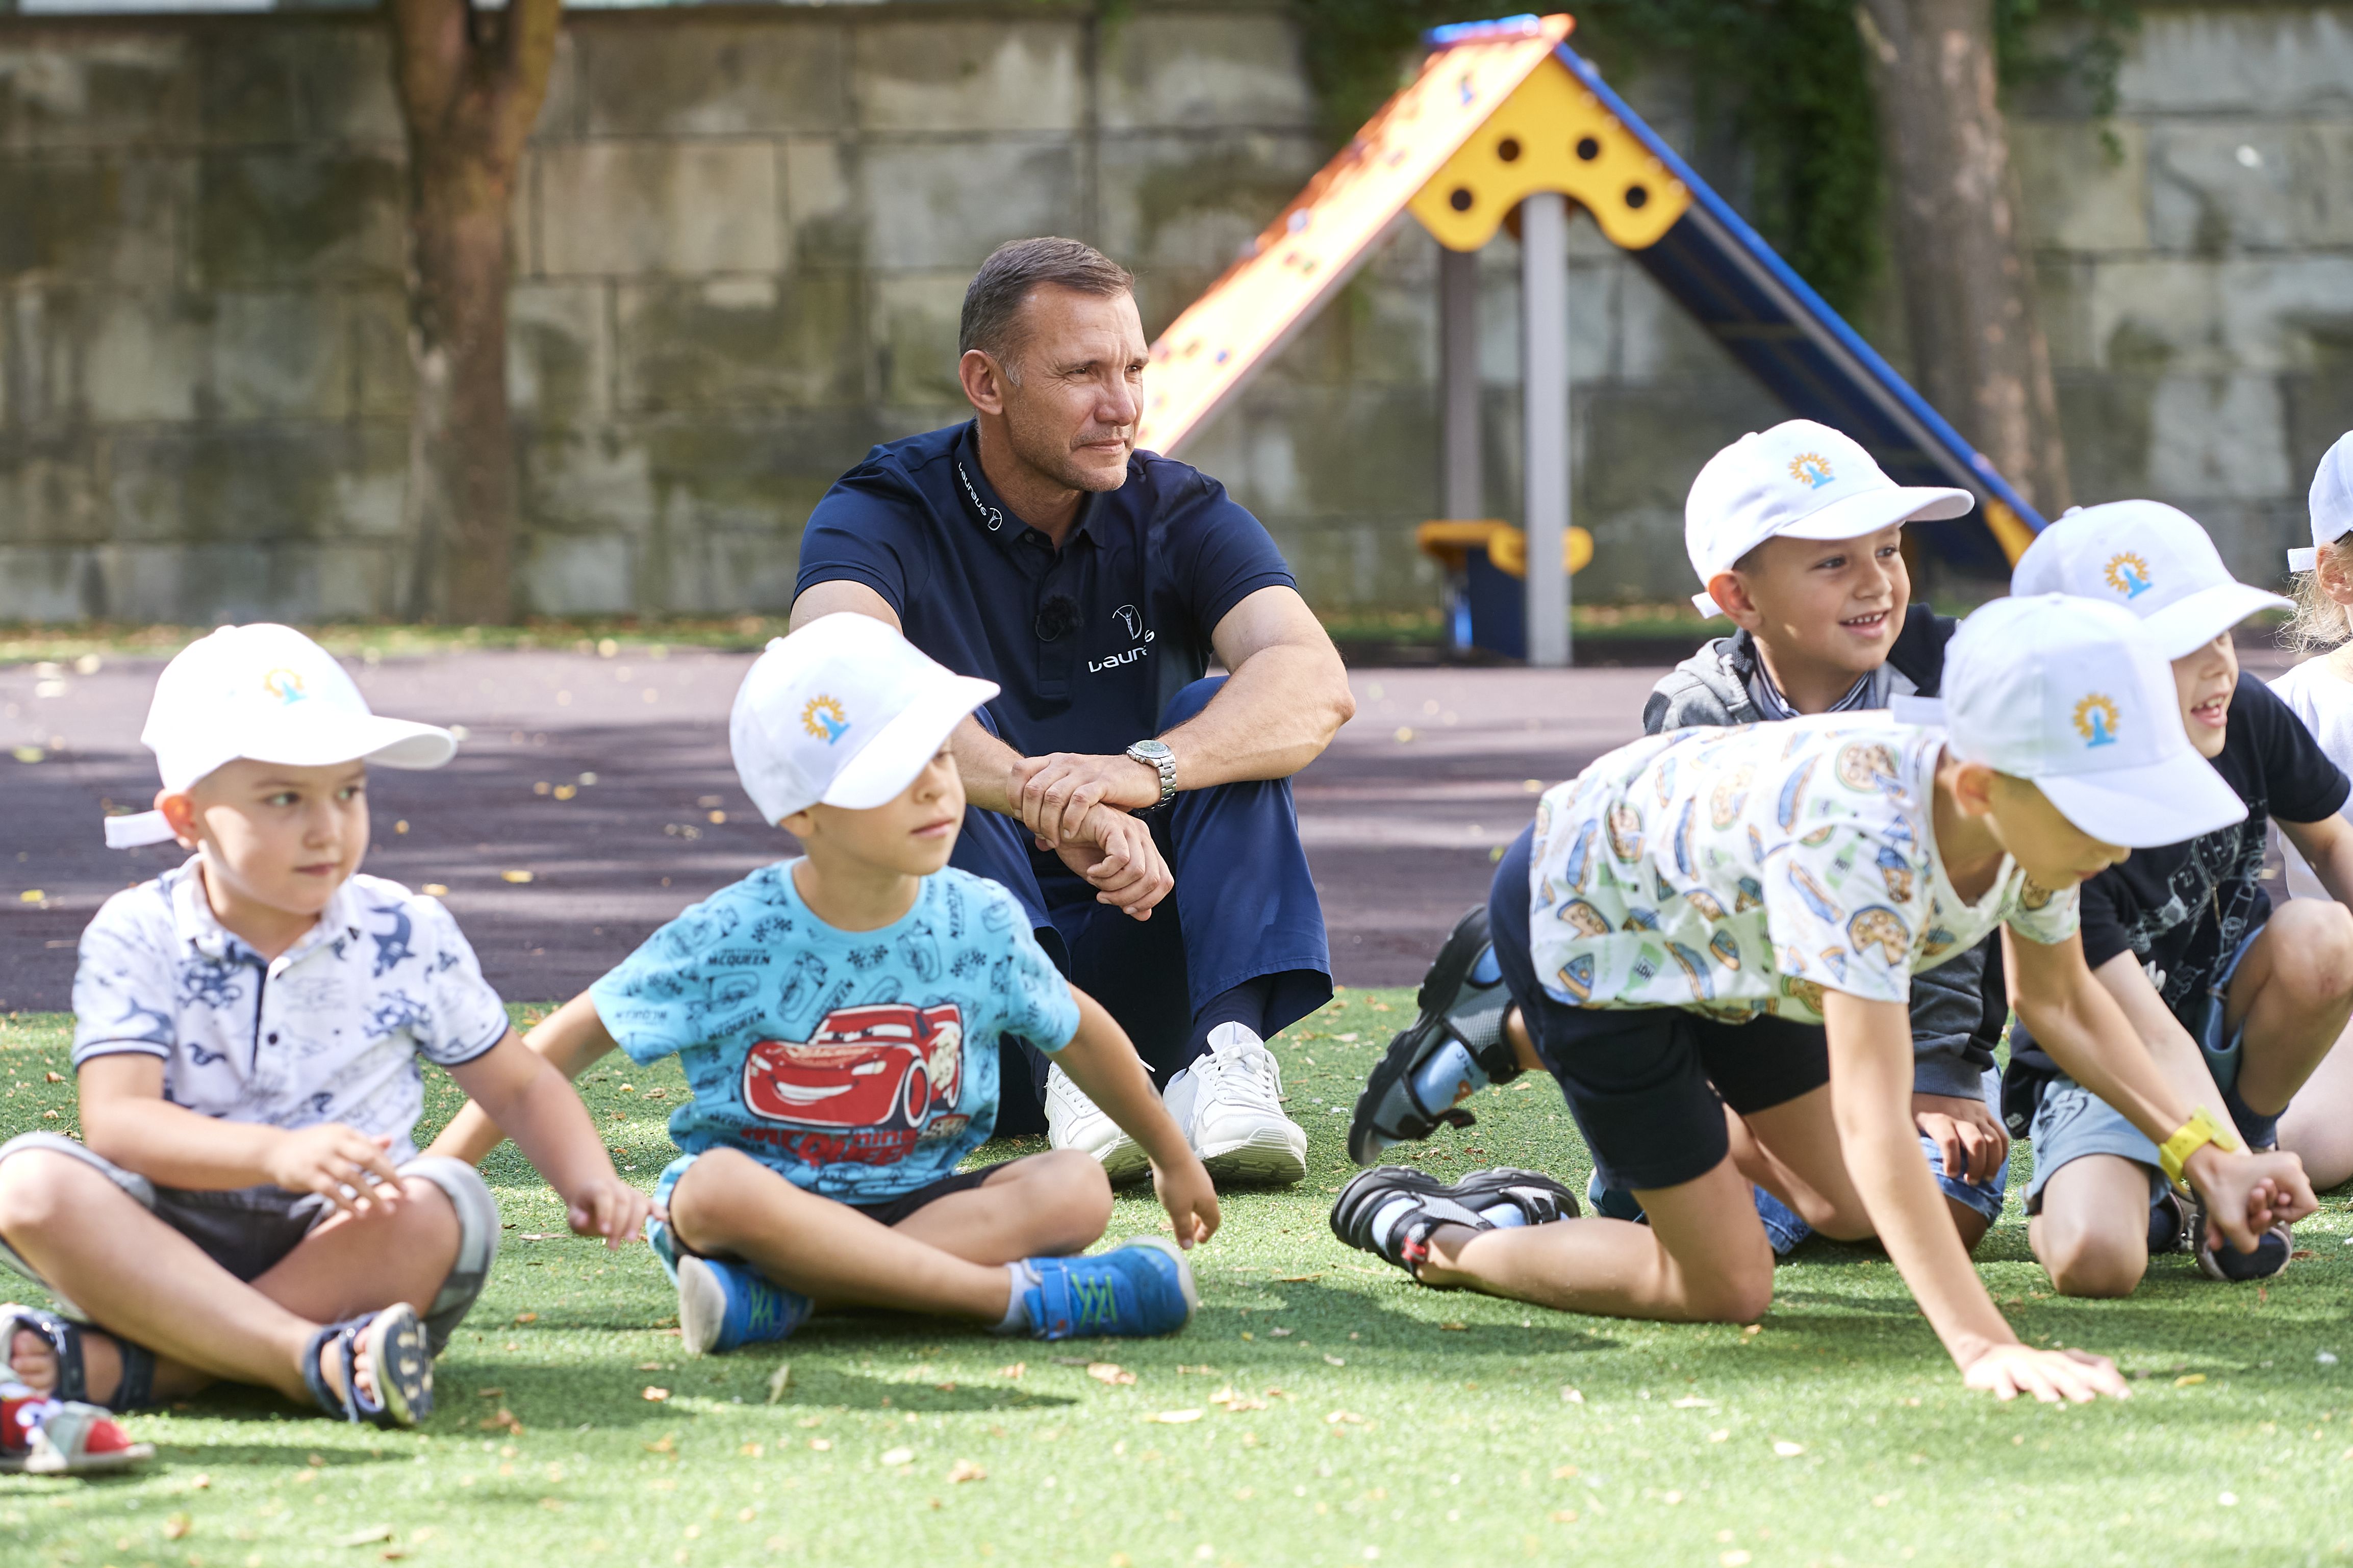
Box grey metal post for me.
[1520,192,1571,667]
[1439,244,1481,522]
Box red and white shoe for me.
[2,1382,154,1476]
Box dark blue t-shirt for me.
[793,422,1295,757]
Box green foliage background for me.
[1291,0,2142,317]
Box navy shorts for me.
[1488,826,1831,1193]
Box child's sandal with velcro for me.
[302,1304,433,1429]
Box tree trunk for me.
[1856,0,2072,519]
[387,0,561,623]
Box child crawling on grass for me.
[0,625,648,1468]
[433,613,1220,1353]
[1334,596,2316,1403]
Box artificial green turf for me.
[3,997,2350,1568]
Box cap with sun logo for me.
[106,623,457,849]
[1681,419,1976,618]
[2011,499,2288,659]
[1939,595,2244,847]
[729,613,999,826]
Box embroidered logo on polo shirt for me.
[1088,603,1156,674]
[802,696,850,744]
[955,460,1004,533]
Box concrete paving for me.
[0,649,1665,1011]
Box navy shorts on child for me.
[593,865,1081,1215]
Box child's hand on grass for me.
[567,1176,659,1250]
[1151,1153,1221,1249]
[268,1125,405,1215]
[1963,1343,2128,1404]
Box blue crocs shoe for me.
[1019,1238,1200,1340]
[677,1254,813,1357]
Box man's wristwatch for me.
[1126,739,1177,809]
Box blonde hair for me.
[2286,535,2353,653]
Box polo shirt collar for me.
[950,423,1102,553]
[167,856,356,971]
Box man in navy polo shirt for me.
[789,238,1357,1186]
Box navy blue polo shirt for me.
[793,422,1296,757]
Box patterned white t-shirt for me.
[1527,714,2079,1022]
[72,860,512,1163]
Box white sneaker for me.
[1164,1022,1308,1185]
[1044,1065,1150,1184]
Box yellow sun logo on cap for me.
[2103,551,2153,599]
[2073,693,2121,748]
[260,667,308,705]
[801,695,850,745]
[1787,452,1834,490]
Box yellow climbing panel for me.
[1134,13,1691,457]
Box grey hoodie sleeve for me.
[1908,944,1997,1098]
[1643,640,1755,735]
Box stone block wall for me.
[0,3,2347,622]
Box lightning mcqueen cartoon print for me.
[742,1003,964,1136]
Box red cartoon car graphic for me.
[742,1003,964,1130]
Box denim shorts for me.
[2022,920,2267,1213]
[1923,1068,2010,1222]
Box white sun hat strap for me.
[105,810,176,849]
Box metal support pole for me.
[1520,191,1571,667]
[1439,244,1481,522]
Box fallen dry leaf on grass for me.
[2175,1373,2207,1387]
[880,1447,915,1467]
[475,1387,504,1400]
[335,1525,396,1547]
[500,870,534,883]
[947,1459,986,1484]
[1087,1363,1137,1386]
[164,1513,191,1540]
[44,1071,63,1084]
[1772,1441,1805,1457]
[1324,1411,1367,1426]
[513,1313,539,1325]
[1671,1397,1715,1408]
[1143,1410,1202,1424]
[479,1408,523,1435]
[1439,1322,1467,1332]
[768,1363,793,1404]
[642,1386,671,1402]
[998,1362,1026,1380]
[1561,1386,1585,1404]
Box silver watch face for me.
[1129,740,1173,761]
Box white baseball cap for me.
[107,624,457,849]
[1683,419,1975,616]
[2288,429,2353,572]
[1942,594,2244,847]
[730,613,998,826]
[2011,499,2288,659]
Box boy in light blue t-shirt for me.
[434,614,1219,1352]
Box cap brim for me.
[819,675,1001,812]
[239,713,457,773]
[2138,582,2291,659]
[1775,482,1978,541]
[2037,753,2247,849]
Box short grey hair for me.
[958,238,1134,381]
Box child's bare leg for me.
[2227,903,2353,1121]
[2027,1154,2154,1298]
[2279,1021,2353,1190]
[1414,1153,1775,1323]
[0,1151,315,1404]
[669,1149,1033,1319]
[888,1151,1112,1264]
[1724,1089,1873,1241]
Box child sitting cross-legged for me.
[431,614,1220,1353]
[0,626,649,1457]
[1333,596,2316,1402]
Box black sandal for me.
[300,1304,433,1429]
[2,1305,156,1412]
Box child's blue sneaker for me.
[1018,1238,1199,1340]
[677,1254,813,1356]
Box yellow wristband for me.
[2158,1108,2240,1191]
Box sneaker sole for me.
[1196,1126,1308,1186]
[677,1255,726,1356]
[1096,1137,1153,1186]
[1112,1235,1202,1326]
[1329,1164,1454,1251]
[361,1306,433,1429]
[1452,1166,1580,1223]
[1348,906,1491,1166]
